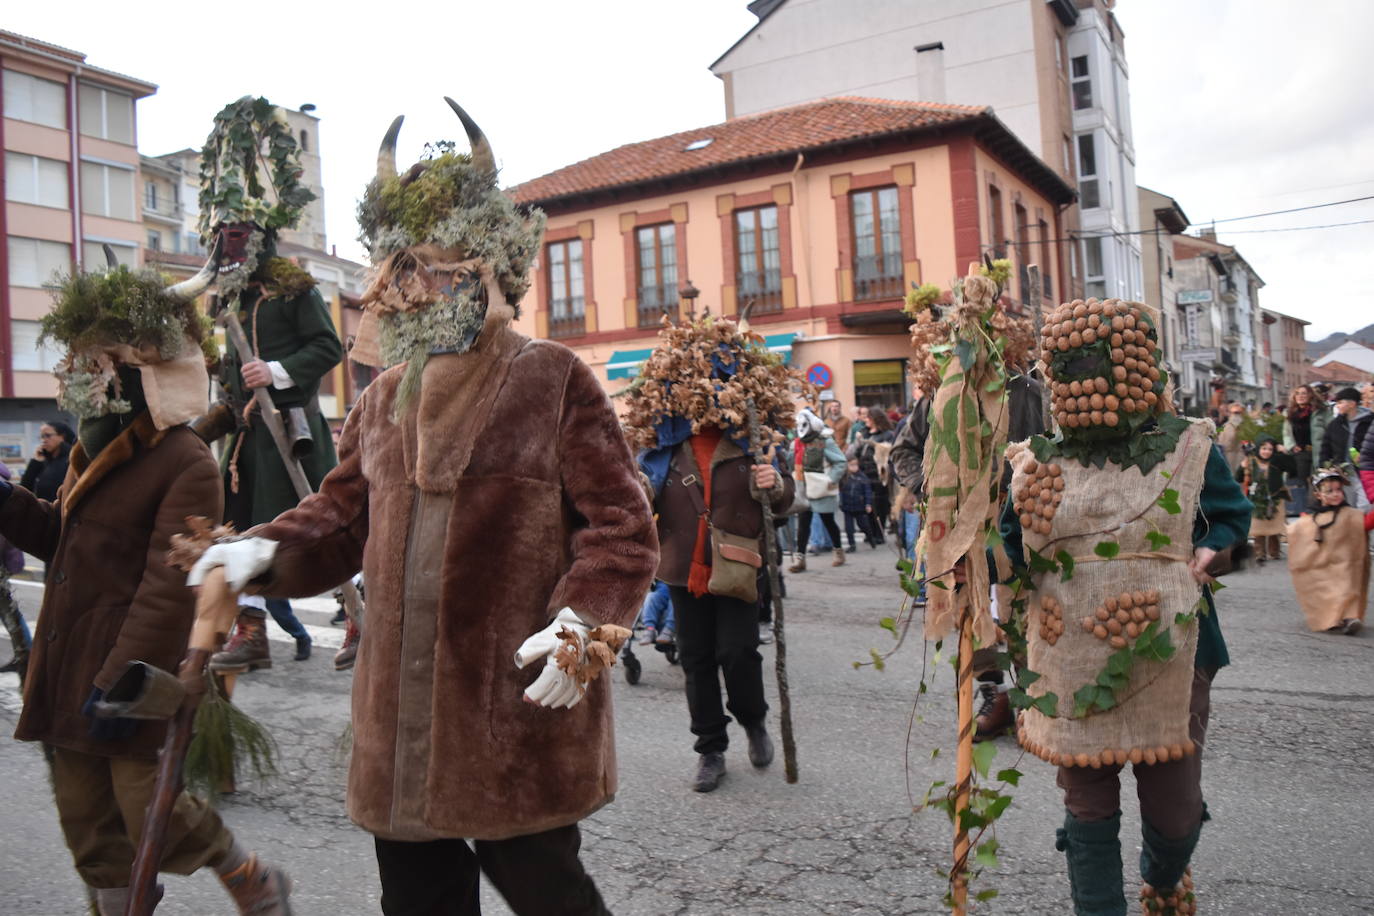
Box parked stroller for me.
[622,581,678,684]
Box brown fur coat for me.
[253,324,658,840]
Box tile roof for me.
[508,97,989,206]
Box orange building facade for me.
[510,98,1074,409]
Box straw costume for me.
[999,297,1250,915]
[187,99,657,915]
[0,258,290,914]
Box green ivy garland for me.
[197,96,315,243]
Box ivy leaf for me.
[1145,530,1172,550]
[1027,548,1060,575]
[896,557,914,575]
[1032,692,1059,717]
[975,889,1001,902]
[996,767,1023,786]
[1018,670,1042,687]
[869,648,886,672]
[1055,550,1076,582]
[1028,435,1056,463]
[879,617,897,635]
[985,375,1005,393]
[972,741,997,778]
[1157,488,1182,515]
[985,526,1005,548]
[974,837,1001,869]
[956,338,976,371]
[1093,541,1121,559]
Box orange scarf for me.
[687,428,722,597]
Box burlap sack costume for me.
[1008,417,1214,768]
[1287,508,1370,631]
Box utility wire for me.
[1207,195,1374,223]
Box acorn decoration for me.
[1040,298,1163,430]
[1078,589,1163,649]
[1037,595,1065,646]
[1140,867,1196,915]
[1014,459,1064,536]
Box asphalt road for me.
[0,544,1370,915]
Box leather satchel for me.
[676,446,763,603]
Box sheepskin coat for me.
[0,414,221,758]
[253,321,658,841]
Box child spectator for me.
[1287,467,1372,635]
[638,580,676,645]
[839,457,879,551]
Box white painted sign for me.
[1181,347,1218,362]
[1177,289,1214,305]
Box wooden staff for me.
[746,399,798,783]
[126,567,240,916]
[951,599,975,915]
[219,312,365,629]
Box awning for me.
[605,348,653,380]
[605,332,797,380]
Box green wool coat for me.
[220,286,343,529]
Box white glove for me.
[186,537,279,592]
[514,608,591,709]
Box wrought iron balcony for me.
[737,268,783,314]
[637,284,680,328]
[853,253,903,302]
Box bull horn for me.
[164,236,220,302]
[101,244,119,270]
[443,97,495,177]
[377,115,404,183]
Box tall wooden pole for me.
[952,602,975,915]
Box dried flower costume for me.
[0,258,290,914]
[184,99,656,914]
[997,297,1251,915]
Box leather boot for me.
[333,618,359,671]
[1056,810,1126,915]
[692,752,726,792]
[788,554,807,573]
[974,683,1013,741]
[219,852,293,915]
[745,723,774,768]
[832,548,845,567]
[210,611,271,673]
[1139,816,1201,903]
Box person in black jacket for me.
[20,421,74,502]
[1320,387,1372,506]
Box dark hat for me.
[1334,386,1362,403]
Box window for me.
[850,187,903,301]
[1083,236,1106,299]
[1038,218,1053,300]
[81,161,136,221]
[147,230,161,252]
[299,129,310,152]
[1014,202,1030,306]
[4,70,66,129]
[78,83,134,144]
[82,240,135,269]
[1062,135,1073,176]
[986,184,1005,258]
[853,359,908,408]
[145,180,158,211]
[184,232,205,255]
[1077,134,1099,210]
[636,224,677,327]
[7,236,70,287]
[546,238,585,338]
[1071,55,1092,110]
[1055,35,1065,73]
[5,152,68,208]
[10,319,63,372]
[735,205,782,313]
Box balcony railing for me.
[737,268,782,314]
[637,284,680,328]
[548,297,585,339]
[853,253,903,301]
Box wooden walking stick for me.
[951,602,976,914]
[125,564,241,916]
[746,399,799,784]
[219,312,365,630]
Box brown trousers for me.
[1057,667,1214,839]
[50,746,233,888]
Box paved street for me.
[1,544,1371,914]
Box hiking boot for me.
[788,554,807,573]
[0,650,28,677]
[758,622,774,645]
[832,548,846,567]
[293,636,311,662]
[692,752,726,792]
[334,620,359,671]
[973,683,1013,741]
[210,614,271,673]
[329,607,346,626]
[1343,618,1363,636]
[745,724,774,768]
[638,626,658,646]
[219,853,293,915]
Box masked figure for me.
[998,297,1250,915]
[623,315,797,791]
[188,99,657,915]
[1286,466,1370,635]
[190,97,343,672]
[0,259,290,914]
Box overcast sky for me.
[10,0,1372,342]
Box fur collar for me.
[61,412,168,514]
